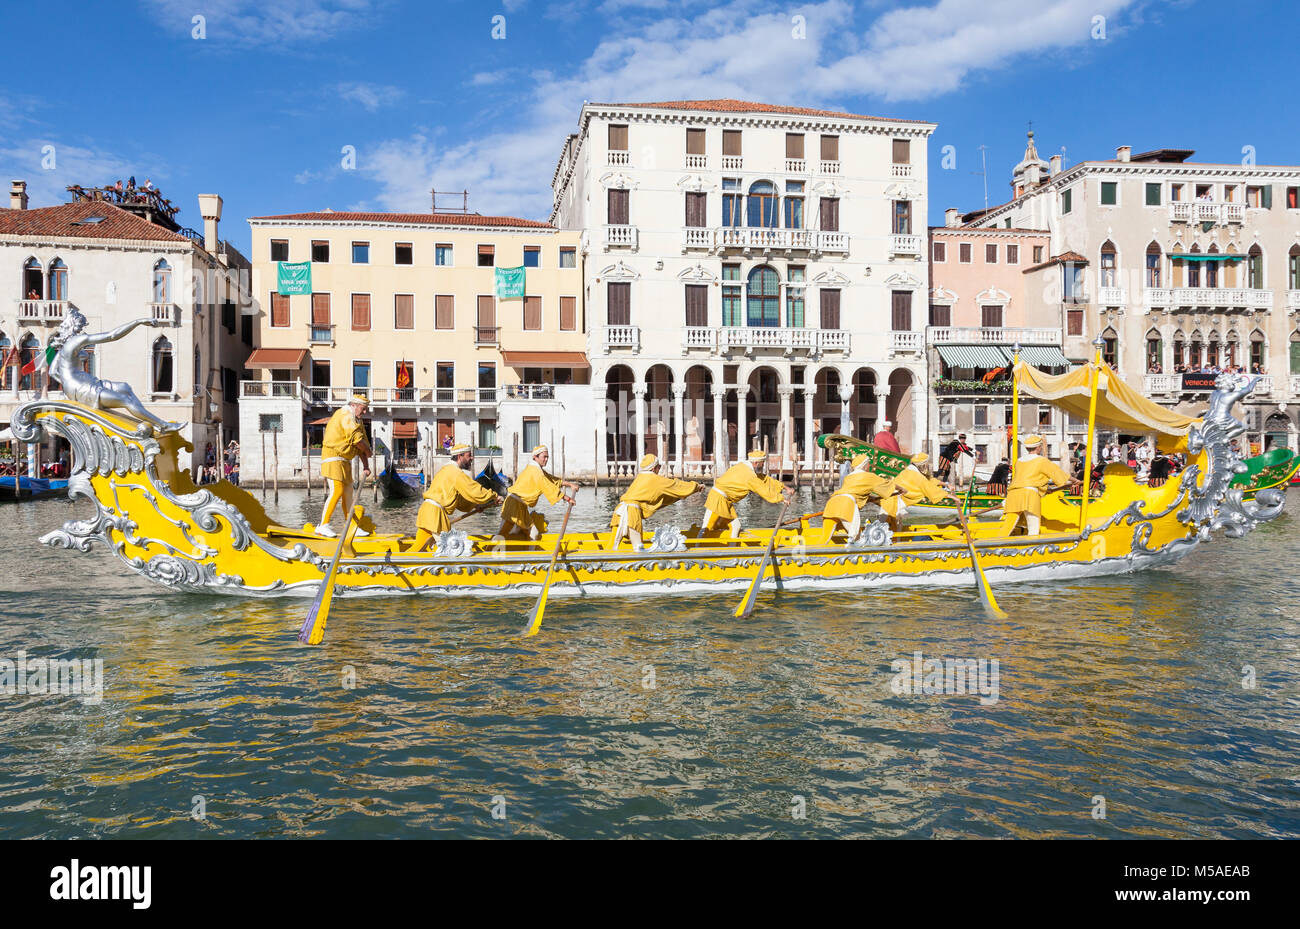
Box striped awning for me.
[1016,345,1072,368]
[937,344,1009,368]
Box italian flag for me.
[19,346,57,377]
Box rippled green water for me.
[1,486,1297,838]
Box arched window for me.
[18,333,40,392]
[153,259,171,304]
[0,331,10,391]
[47,258,68,302]
[77,343,94,377]
[1289,244,1300,291]
[1291,330,1300,376]
[1099,240,1117,287]
[1206,243,1219,288]
[152,336,174,394]
[1207,329,1221,368]
[1188,244,1201,288]
[746,181,778,228]
[1145,329,1163,372]
[1101,327,1118,369]
[194,349,202,397]
[1172,330,1186,369]
[746,266,780,327]
[1247,245,1264,290]
[1249,330,1265,373]
[22,258,42,300]
[46,334,62,393]
[1189,329,1203,368]
[1145,241,1162,287]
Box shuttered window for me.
[985,243,998,263]
[722,130,742,156]
[933,241,946,262]
[394,294,414,330]
[1006,244,1019,264]
[685,191,706,227]
[891,291,912,331]
[959,243,972,263]
[820,134,839,161]
[477,244,495,267]
[785,133,804,158]
[685,285,708,326]
[435,295,454,330]
[981,305,1003,328]
[476,295,495,329]
[929,304,952,327]
[892,138,910,164]
[686,128,705,154]
[350,293,370,330]
[524,295,542,330]
[608,124,628,151]
[560,296,576,331]
[607,282,631,325]
[819,197,839,232]
[270,293,290,327]
[819,289,840,329]
[608,189,629,225]
[311,293,330,325]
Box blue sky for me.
[2,0,1296,254]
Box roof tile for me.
[0,201,192,243]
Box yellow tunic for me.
[824,471,895,524]
[1003,455,1073,518]
[319,408,367,483]
[881,465,950,517]
[416,463,497,534]
[500,461,565,536]
[704,462,785,522]
[609,472,698,533]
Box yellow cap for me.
[449,442,471,456]
[747,449,766,462]
[910,452,929,465]
[531,444,549,456]
[851,452,871,470]
[1021,433,1045,449]
[639,454,659,471]
[350,394,369,406]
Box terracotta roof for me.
[931,226,1049,235]
[0,200,192,243]
[590,98,931,124]
[249,211,554,229]
[1024,251,1089,273]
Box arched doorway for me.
[682,364,714,466]
[886,368,915,451]
[1263,412,1291,452]
[604,364,634,464]
[743,365,782,454]
[849,367,878,440]
[644,364,675,460]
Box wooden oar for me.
[734,497,793,619]
[951,500,1006,618]
[298,503,362,645]
[522,499,575,638]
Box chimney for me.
[1049,155,1062,175]
[10,180,28,210]
[197,193,223,257]
[944,208,961,228]
[1116,146,1131,163]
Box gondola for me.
[0,474,71,502]
[378,465,422,500]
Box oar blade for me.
[972,560,1007,618]
[523,588,548,637]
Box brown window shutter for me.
[607,282,630,325]
[271,293,290,327]
[524,295,542,330]
[819,197,839,232]
[785,133,804,159]
[435,295,454,330]
[608,188,629,225]
[394,294,414,329]
[985,244,998,263]
[891,291,912,331]
[478,244,494,258]
[819,290,840,329]
[933,241,946,262]
[1006,244,1019,264]
[820,134,839,161]
[981,305,1003,328]
[311,293,330,326]
[685,191,706,227]
[685,285,708,326]
[477,295,496,328]
[722,130,742,156]
[959,243,972,262]
[686,128,705,155]
[608,124,628,151]
[351,293,370,330]
[892,138,910,164]
[929,303,952,327]
[560,296,576,331]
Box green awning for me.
[1169,254,1244,261]
[937,344,1008,368]
[1016,345,1072,367]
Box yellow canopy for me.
[1013,360,1200,438]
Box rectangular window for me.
[1067,308,1083,336]
[347,292,370,331]
[1007,244,1019,264]
[352,241,369,263]
[1033,245,1044,263]
[1061,189,1073,214]
[929,304,951,327]
[607,282,630,326]
[1170,183,1183,202]
[985,243,998,263]
[311,292,331,328]
[722,265,741,326]
[820,134,839,162]
[892,138,910,164]
[241,314,252,345]
[722,130,742,156]
[1288,186,1299,209]
[787,267,805,327]
[559,247,576,268]
[523,295,542,330]
[784,184,803,229]
[820,289,841,329]
[893,200,912,234]
[436,362,454,392]
[1145,182,1162,206]
[435,243,453,266]
[1100,181,1118,206]
[933,241,946,262]
[394,293,414,330]
[311,240,329,263]
[685,285,709,326]
[686,127,706,155]
[476,295,496,328]
[959,243,972,263]
[974,405,988,429]
[685,191,707,227]
[477,244,495,267]
[608,124,628,151]
[981,305,1003,328]
[608,188,630,225]
[785,133,804,159]
[891,291,912,331]
[352,362,370,389]
[221,300,236,333]
[270,239,288,261]
[270,293,290,327]
[819,197,840,232]
[395,242,413,265]
[435,294,454,330]
[560,295,577,331]
[522,246,540,268]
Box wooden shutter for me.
[350,293,370,330]
[435,295,454,329]
[819,290,840,329]
[785,133,804,158]
[685,285,708,326]
[819,198,839,232]
[607,282,630,326]
[1006,244,1019,264]
[722,130,742,156]
[476,295,495,328]
[891,291,912,331]
[477,244,495,266]
[981,305,1003,328]
[685,191,706,227]
[820,134,839,161]
[608,189,629,225]
[929,304,951,327]
[311,293,330,325]
[959,243,972,262]
[394,294,414,329]
[524,295,542,330]
[686,128,705,154]
[271,293,290,327]
[608,124,628,150]
[892,138,910,164]
[560,296,576,331]
[985,244,998,263]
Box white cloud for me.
[139,0,381,45]
[337,82,405,111]
[0,138,158,210]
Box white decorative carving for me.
[599,171,638,190]
[811,269,851,286]
[599,261,640,281]
[677,263,717,283]
[883,271,923,288]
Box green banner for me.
[494,265,525,299]
[277,261,312,296]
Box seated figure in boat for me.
[49,307,181,433]
[409,441,502,552]
[610,454,701,551]
[882,453,953,530]
[998,434,1076,536]
[697,449,790,539]
[985,459,1011,496]
[498,444,577,540]
[823,453,896,543]
[316,396,374,538]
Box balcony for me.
[1253,375,1275,396]
[890,163,913,178]
[604,224,638,249]
[682,227,712,250]
[475,326,499,345]
[1151,287,1274,309]
[890,330,922,354]
[708,227,849,254]
[603,325,640,351]
[685,153,707,169]
[241,379,304,400]
[721,155,743,170]
[683,327,716,350]
[308,324,334,344]
[927,326,1063,346]
[500,383,556,401]
[1144,374,1178,395]
[16,299,68,322]
[607,150,630,166]
[784,158,806,173]
[889,234,922,257]
[820,160,840,174]
[1097,286,1127,306]
[300,386,501,408]
[1289,291,1300,311]
[1292,375,1300,397]
[715,326,849,355]
[1169,201,1246,224]
[150,302,179,324]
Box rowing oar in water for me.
[950,498,1006,618]
[298,503,362,645]
[523,498,575,638]
[734,495,793,619]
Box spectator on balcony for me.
[1148,362,1162,374]
[26,288,39,300]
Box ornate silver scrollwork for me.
[434,529,471,558]
[650,525,687,553]
[846,519,893,550]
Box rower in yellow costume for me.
[316,395,374,538]
[823,453,896,542]
[498,444,578,540]
[881,453,953,530]
[408,442,502,552]
[610,454,701,550]
[999,434,1075,536]
[697,449,789,538]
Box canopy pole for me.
[1009,344,1021,480]
[1079,337,1105,532]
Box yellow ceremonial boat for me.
[12,327,1286,603]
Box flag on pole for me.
[396,361,411,389]
[19,345,56,377]
[0,346,17,369]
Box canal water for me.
[0,486,1297,838]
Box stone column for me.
[712,388,726,470]
[673,384,686,475]
[803,387,816,474]
[593,386,607,479]
[777,386,793,467]
[838,384,854,436]
[633,384,647,469]
[737,385,749,458]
